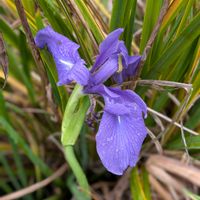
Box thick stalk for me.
[64,146,91,200]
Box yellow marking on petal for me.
[117,55,123,73]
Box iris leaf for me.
[61,85,90,146]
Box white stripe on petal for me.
[118,116,121,124]
[59,59,73,68]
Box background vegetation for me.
[0,0,200,199]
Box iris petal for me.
[89,56,118,86]
[35,26,89,86]
[91,28,124,73]
[91,87,147,175]
[106,87,147,117]
[70,61,90,86]
[96,109,147,175]
[113,55,141,84]
[89,28,141,84]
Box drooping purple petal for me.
[86,85,147,117]
[96,109,147,175]
[88,86,148,175]
[91,28,123,73]
[35,26,89,86]
[84,84,119,99]
[105,87,147,117]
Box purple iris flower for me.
[90,28,141,84]
[85,84,147,175]
[84,29,146,175]
[35,26,89,86]
[35,27,147,175]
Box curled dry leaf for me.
[149,175,173,200]
[146,155,200,187]
[0,33,8,88]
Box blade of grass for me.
[135,0,169,82]
[55,0,93,64]
[147,12,200,79]
[11,141,27,188]
[166,43,194,81]
[36,0,74,39]
[0,164,67,200]
[166,134,200,150]
[186,37,200,82]
[21,0,35,16]
[66,0,99,53]
[160,0,186,33]
[11,139,33,200]
[140,0,163,53]
[184,190,200,200]
[187,70,200,111]
[0,154,21,190]
[149,12,182,65]
[18,31,33,79]
[0,92,31,199]
[0,18,19,47]
[0,180,13,194]
[149,0,188,66]
[86,0,108,33]
[130,167,148,200]
[5,0,37,30]
[0,117,51,176]
[66,175,86,200]
[7,48,36,104]
[74,0,104,43]
[185,100,200,129]
[174,0,195,38]
[40,51,68,112]
[0,33,8,88]
[79,125,89,169]
[15,0,48,102]
[109,0,128,31]
[124,0,137,53]
[141,167,152,200]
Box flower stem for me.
[64,145,91,200]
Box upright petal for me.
[35,26,89,86]
[124,55,141,77]
[113,55,141,84]
[117,41,129,64]
[96,110,147,175]
[89,55,118,86]
[99,28,124,53]
[91,28,123,73]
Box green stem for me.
[64,146,91,200]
